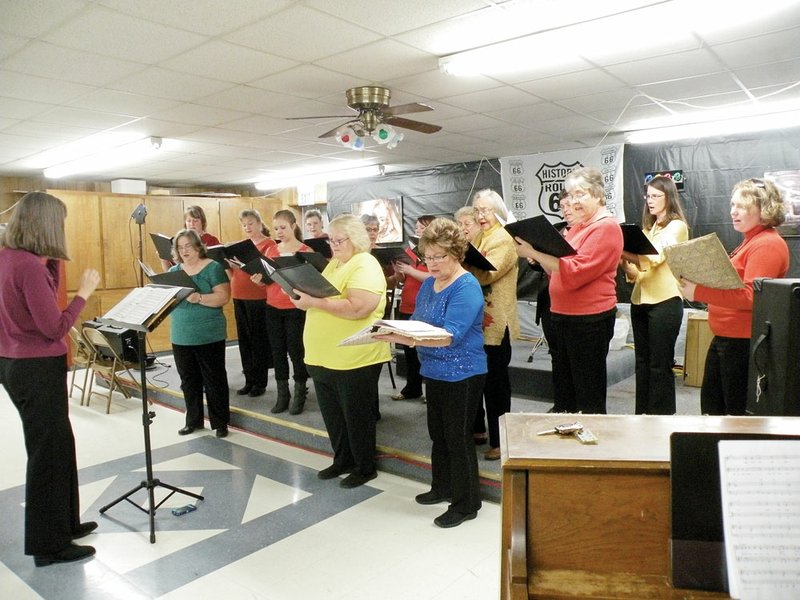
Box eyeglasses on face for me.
[474,206,494,216]
[644,193,665,200]
[328,236,350,247]
[423,254,449,265]
[176,243,195,251]
[565,190,589,203]
[365,226,379,233]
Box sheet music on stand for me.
[718,439,800,600]
[102,285,187,330]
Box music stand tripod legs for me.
[99,331,203,543]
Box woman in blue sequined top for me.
[376,217,486,528]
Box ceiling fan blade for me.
[384,116,442,134]
[285,114,355,120]
[318,122,350,138]
[383,102,434,117]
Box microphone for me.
[131,204,148,225]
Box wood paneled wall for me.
[50,190,284,352]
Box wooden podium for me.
[498,413,797,599]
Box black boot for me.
[289,380,308,415]
[271,380,290,413]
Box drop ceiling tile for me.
[557,89,645,115]
[2,41,144,87]
[67,89,180,116]
[0,32,32,59]
[43,5,206,64]
[150,103,251,127]
[250,65,362,100]
[637,72,743,104]
[96,0,290,36]
[28,106,139,129]
[306,0,486,36]
[694,6,800,45]
[0,0,85,38]
[387,69,500,100]
[711,26,800,69]
[0,96,56,120]
[162,41,298,85]
[732,57,800,89]
[488,102,577,125]
[109,68,234,102]
[1,120,98,142]
[0,69,94,103]
[439,86,541,113]
[602,48,723,87]
[226,5,381,63]
[436,113,509,133]
[195,85,304,115]
[315,39,437,83]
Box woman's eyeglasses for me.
[328,237,350,247]
[644,193,665,200]
[423,254,448,265]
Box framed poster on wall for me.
[351,197,404,244]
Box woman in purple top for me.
[0,192,101,567]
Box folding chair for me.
[68,327,95,404]
[81,326,137,413]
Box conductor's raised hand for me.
[77,269,101,300]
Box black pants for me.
[426,374,485,515]
[307,363,381,477]
[233,298,271,389]
[474,328,512,448]
[701,336,750,415]
[172,340,230,430]
[0,355,82,555]
[265,305,308,382]
[396,311,423,397]
[551,310,615,414]
[630,297,683,415]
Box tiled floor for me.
[0,380,501,600]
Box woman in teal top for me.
[377,218,486,528]
[169,229,231,438]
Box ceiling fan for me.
[287,86,442,139]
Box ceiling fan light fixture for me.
[336,127,365,149]
[372,124,397,145]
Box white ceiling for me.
[1,0,799,189]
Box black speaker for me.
[747,278,800,416]
[83,320,139,363]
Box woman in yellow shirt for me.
[291,214,390,488]
[621,176,689,414]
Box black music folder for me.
[505,215,576,258]
[669,431,800,593]
[139,261,200,292]
[463,243,496,271]
[206,239,264,267]
[270,251,329,273]
[254,257,340,299]
[621,223,658,255]
[303,237,332,258]
[149,232,174,262]
[372,246,414,267]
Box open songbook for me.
[138,260,200,291]
[205,239,264,268]
[244,256,339,299]
[101,284,194,331]
[505,215,576,258]
[339,319,452,347]
[663,233,744,290]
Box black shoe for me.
[34,544,96,567]
[415,491,451,505]
[317,464,349,480]
[340,471,377,489]
[178,425,201,435]
[215,426,228,438]
[71,521,98,539]
[236,385,252,396]
[434,509,478,528]
[248,387,266,397]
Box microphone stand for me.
[131,203,148,288]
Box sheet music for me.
[718,440,800,600]
[102,286,182,326]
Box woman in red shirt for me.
[229,209,275,398]
[264,210,313,414]
[391,215,435,401]
[680,178,789,415]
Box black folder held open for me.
[504,215,576,258]
[246,257,339,299]
[205,239,264,267]
[621,223,658,255]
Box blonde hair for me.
[239,208,269,236]
[472,189,512,222]
[734,178,786,228]
[2,191,69,259]
[329,214,371,253]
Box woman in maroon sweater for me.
[680,178,789,415]
[0,192,101,567]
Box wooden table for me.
[499,413,798,599]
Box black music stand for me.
[97,285,203,543]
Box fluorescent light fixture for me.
[43,136,166,179]
[254,163,383,191]
[627,102,800,144]
[439,0,797,77]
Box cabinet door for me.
[55,190,103,292]
[101,195,144,289]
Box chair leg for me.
[84,370,94,407]
[386,361,396,389]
